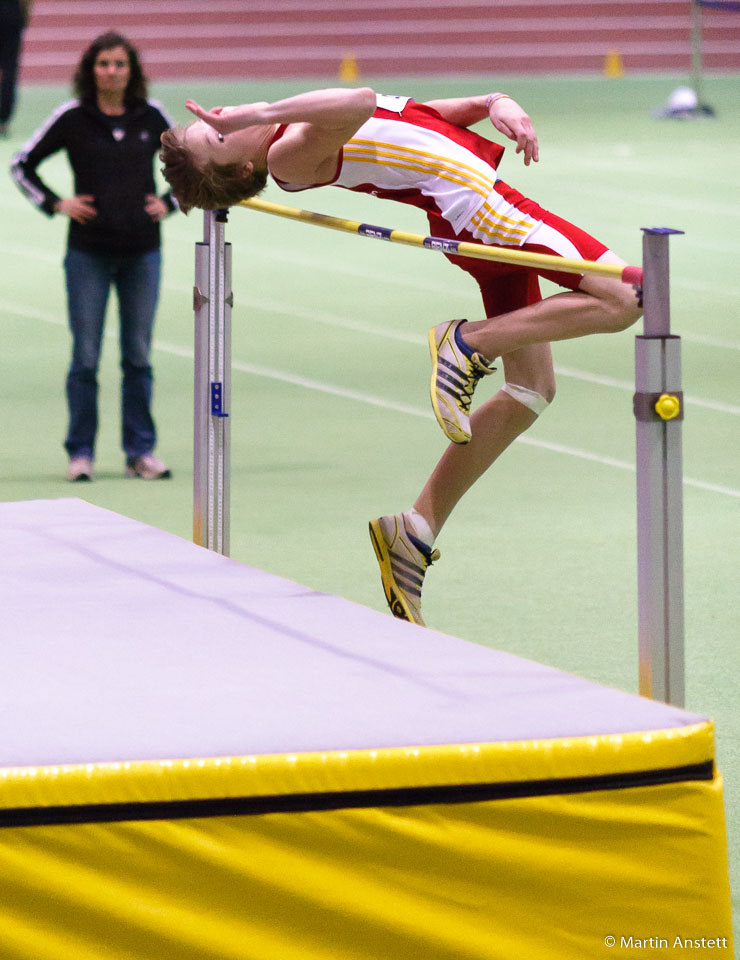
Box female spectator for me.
[11,31,176,480]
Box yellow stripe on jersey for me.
[470,219,528,245]
[344,145,495,197]
[469,200,534,244]
[470,213,531,243]
[343,149,490,200]
[479,198,534,233]
[343,136,534,244]
[343,145,495,197]
[470,216,524,244]
[347,138,497,195]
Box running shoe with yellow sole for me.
[369,513,440,627]
[428,318,495,444]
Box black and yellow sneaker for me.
[369,513,440,627]
[428,318,495,444]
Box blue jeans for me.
[64,247,161,461]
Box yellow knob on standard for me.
[655,393,680,420]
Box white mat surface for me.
[0,498,704,767]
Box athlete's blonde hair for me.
[160,126,267,214]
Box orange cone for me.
[339,53,359,83]
[604,49,625,78]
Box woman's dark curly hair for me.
[73,32,148,106]
[160,126,268,214]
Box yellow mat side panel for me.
[0,721,714,809]
[0,776,731,960]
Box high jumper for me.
[160,86,642,626]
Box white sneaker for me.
[66,456,93,482]
[125,454,172,479]
[369,513,440,627]
[428,319,495,444]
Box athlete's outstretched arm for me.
[187,87,377,185]
[186,88,376,136]
[424,93,539,165]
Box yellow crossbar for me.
[241,197,643,286]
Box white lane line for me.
[183,277,740,354]
[3,302,738,495]
[553,179,740,220]
[153,337,740,500]
[554,365,740,416]
[0,241,60,264]
[4,296,738,415]
[7,292,740,499]
[672,277,740,299]
[215,294,740,414]
[2,240,738,351]
[679,332,740,351]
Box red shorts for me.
[427,179,608,318]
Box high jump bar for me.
[241,197,643,287]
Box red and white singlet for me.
[270,94,608,304]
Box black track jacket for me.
[11,97,177,256]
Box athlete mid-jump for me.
[160,87,641,626]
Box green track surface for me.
[2,73,738,938]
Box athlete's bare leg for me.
[461,252,642,362]
[410,251,640,537]
[413,342,555,536]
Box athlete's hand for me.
[488,97,539,166]
[55,195,97,223]
[185,100,265,134]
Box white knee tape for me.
[502,382,550,416]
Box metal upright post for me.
[193,209,232,555]
[634,228,685,706]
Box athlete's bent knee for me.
[603,284,643,333]
[608,299,642,333]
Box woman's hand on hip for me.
[55,196,97,223]
[145,194,169,221]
